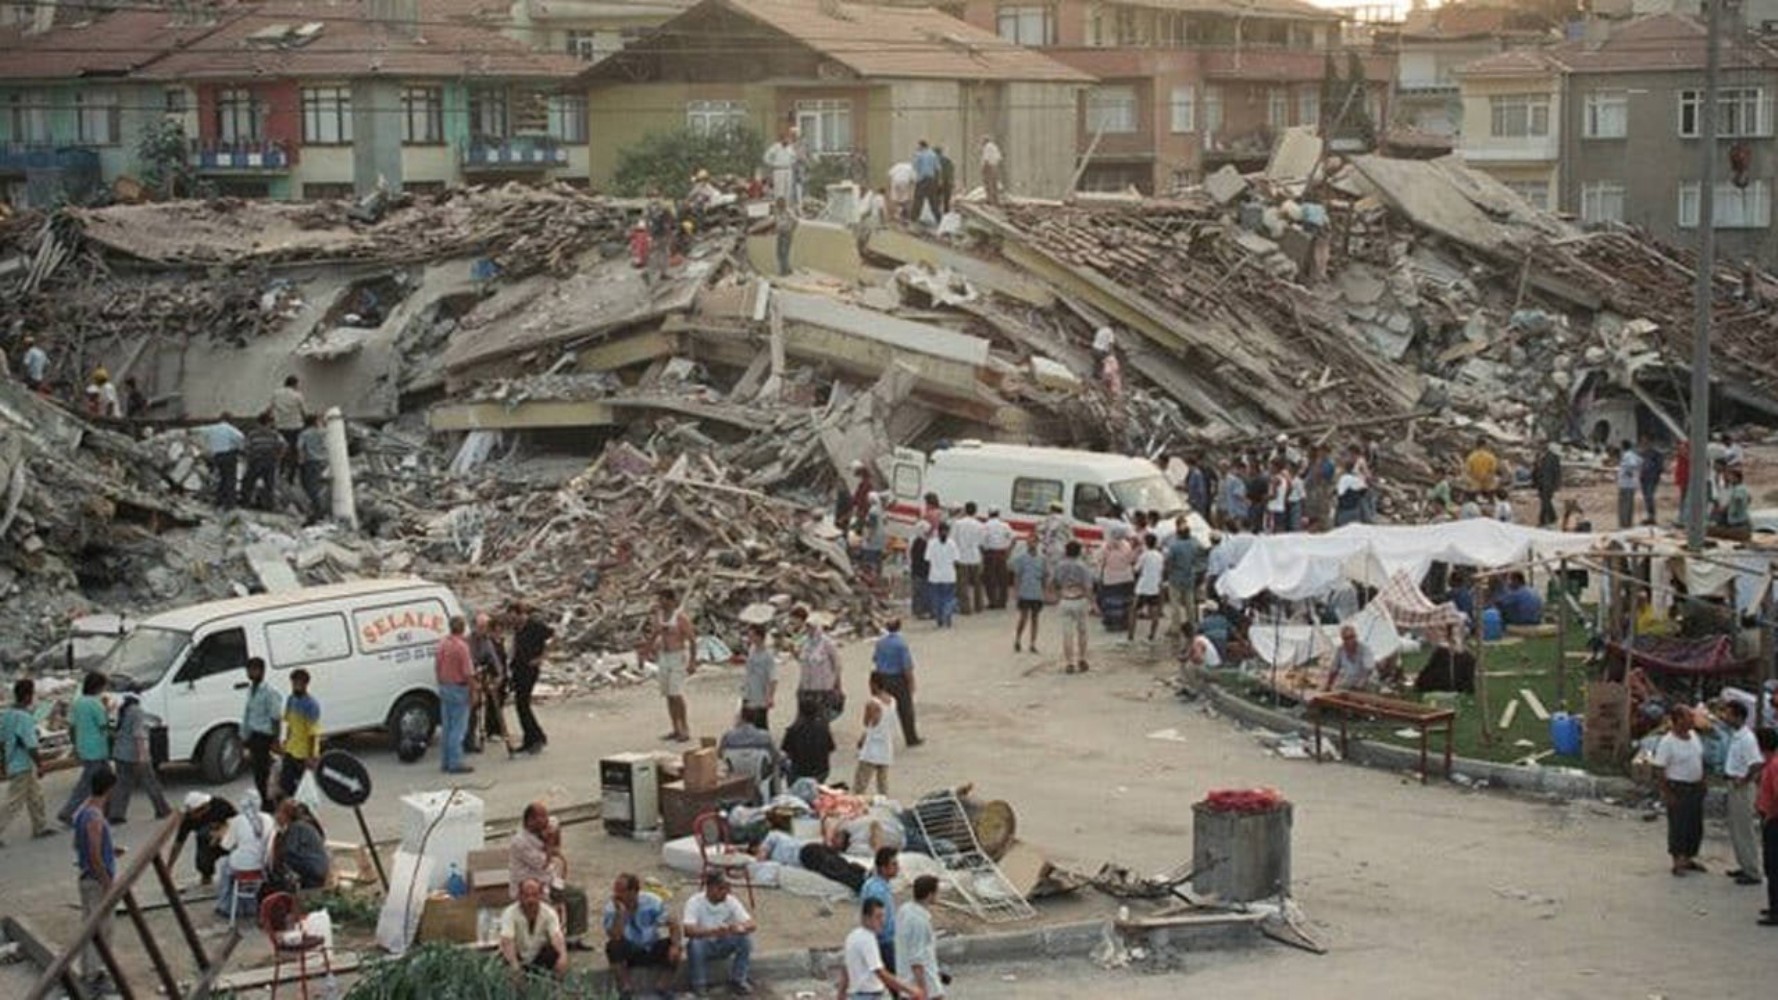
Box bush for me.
[345,942,614,1000]
[136,117,191,199]
[611,125,766,196]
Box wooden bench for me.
[1309,690,1456,784]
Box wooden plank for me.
[1498,698,1519,731]
[1518,688,1551,722]
[4,917,91,1000]
[26,813,181,1000]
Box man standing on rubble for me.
[270,375,306,485]
[20,336,49,393]
[242,412,285,510]
[951,502,985,615]
[1464,436,1499,495]
[198,412,246,509]
[771,197,798,277]
[1614,441,1642,530]
[508,603,554,754]
[1220,460,1249,531]
[644,191,676,282]
[1638,435,1665,526]
[763,129,799,203]
[647,587,698,744]
[979,134,1003,206]
[980,507,1014,610]
[911,140,941,227]
[1532,441,1562,528]
[296,414,329,524]
[935,145,955,218]
[435,617,476,776]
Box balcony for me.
[0,142,101,174]
[192,140,295,172]
[460,135,568,170]
[1459,134,1559,164]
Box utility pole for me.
[1685,0,1721,551]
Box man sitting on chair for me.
[501,877,567,981]
[509,801,590,947]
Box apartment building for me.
[1458,13,1778,261]
[1388,4,1555,138]
[954,0,1396,192]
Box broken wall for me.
[1001,81,1082,199]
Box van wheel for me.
[199,727,244,784]
[388,692,438,744]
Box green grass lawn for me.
[1222,610,1627,775]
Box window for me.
[1011,477,1064,516]
[1203,86,1224,135]
[264,614,352,669]
[172,628,248,684]
[401,86,443,144]
[1085,3,1108,46]
[1580,181,1625,223]
[794,99,852,154]
[74,90,119,145]
[548,94,586,143]
[1583,90,1626,139]
[1679,180,1771,228]
[165,88,189,115]
[7,92,50,143]
[565,29,599,61]
[215,88,264,144]
[301,86,352,145]
[1114,6,1139,46]
[470,88,509,140]
[1169,85,1195,134]
[1086,85,1137,134]
[1072,483,1111,523]
[1502,179,1549,209]
[996,4,1055,45]
[1679,87,1771,138]
[686,99,747,135]
[1267,88,1289,128]
[1488,93,1549,138]
[1297,88,1320,129]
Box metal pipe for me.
[1686,0,1721,551]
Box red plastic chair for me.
[691,811,757,909]
[258,891,334,1000]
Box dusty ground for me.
[5,576,1776,997]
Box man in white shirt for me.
[1720,700,1765,885]
[1615,441,1642,530]
[501,877,567,980]
[682,871,755,995]
[951,503,985,616]
[887,162,916,223]
[978,135,1003,205]
[980,508,1014,610]
[894,875,945,998]
[1129,533,1166,644]
[1654,704,1706,876]
[1322,625,1376,692]
[838,897,923,1000]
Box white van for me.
[99,578,465,782]
[884,442,1211,545]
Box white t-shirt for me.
[1134,548,1164,596]
[952,518,985,565]
[1723,725,1762,780]
[982,518,1014,551]
[844,925,887,994]
[1616,450,1642,490]
[500,902,562,963]
[1336,473,1365,495]
[1092,326,1116,353]
[1653,731,1704,782]
[925,538,959,584]
[683,890,751,932]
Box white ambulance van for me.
[883,442,1211,544]
[99,578,464,782]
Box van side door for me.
[887,448,926,537]
[166,626,250,763]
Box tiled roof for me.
[584,0,1094,84]
[1459,14,1778,77]
[141,0,585,81]
[0,8,230,81]
[1400,4,1551,41]
[1455,46,1558,77]
[1119,0,1340,22]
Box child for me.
[854,674,897,796]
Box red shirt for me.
[435,634,474,687]
[1758,754,1778,821]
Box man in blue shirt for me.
[74,767,118,990]
[21,336,49,391]
[603,872,680,995]
[911,140,941,226]
[241,657,283,805]
[1163,519,1205,637]
[196,413,247,509]
[0,678,55,844]
[1494,572,1545,626]
[859,847,900,973]
[870,619,921,747]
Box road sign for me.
[316,749,372,808]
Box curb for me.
[1205,685,1643,801]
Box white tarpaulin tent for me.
[1216,520,1600,601]
[1249,600,1405,669]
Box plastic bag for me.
[294,769,323,812]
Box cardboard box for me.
[416,894,479,944]
[683,747,719,791]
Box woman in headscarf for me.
[269,799,331,892]
[215,789,273,919]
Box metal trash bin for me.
[1191,800,1292,903]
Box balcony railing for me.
[0,142,101,173]
[192,139,295,171]
[460,135,568,169]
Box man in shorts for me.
[1010,533,1048,654]
[1053,541,1094,674]
[1129,532,1165,645]
[647,588,697,743]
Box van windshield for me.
[101,626,191,691]
[1109,475,1187,517]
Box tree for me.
[135,117,191,199]
[611,124,766,196]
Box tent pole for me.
[1476,572,1493,747]
[1555,557,1569,712]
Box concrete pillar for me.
[352,79,403,197]
[324,406,357,528]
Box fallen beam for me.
[573,328,683,373]
[428,399,618,432]
[865,228,1056,307]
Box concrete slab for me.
[1203,165,1248,205]
[0,378,85,452]
[744,219,864,282]
[865,228,1056,307]
[1265,125,1323,183]
[774,291,991,368]
[428,398,618,432]
[244,542,301,593]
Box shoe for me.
[445,766,476,774]
[1759,916,1778,926]
[1013,642,1021,652]
[1078,661,1090,672]
[1727,869,1746,878]
[34,828,59,839]
[730,981,755,996]
[1686,860,1707,873]
[908,738,925,747]
[1734,874,1763,886]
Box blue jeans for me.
[439,684,471,772]
[930,582,956,627]
[688,933,752,988]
